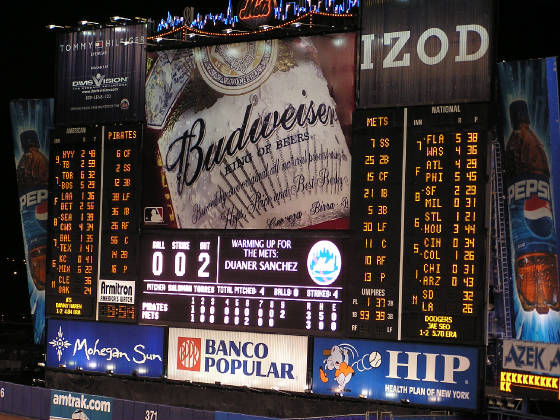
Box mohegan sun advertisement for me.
[143,34,355,229]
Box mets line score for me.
[349,103,488,345]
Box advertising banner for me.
[50,389,112,420]
[502,339,560,376]
[143,34,355,229]
[168,328,308,392]
[9,98,53,344]
[498,57,560,343]
[312,338,479,410]
[358,0,492,108]
[46,319,164,377]
[55,24,146,125]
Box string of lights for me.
[150,10,355,42]
[156,0,359,33]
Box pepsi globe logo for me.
[177,337,201,371]
[35,199,49,230]
[307,240,342,286]
[524,195,554,238]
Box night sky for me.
[1,0,558,320]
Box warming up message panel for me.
[139,230,349,336]
[349,104,488,345]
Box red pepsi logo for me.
[524,194,553,238]
[177,337,201,371]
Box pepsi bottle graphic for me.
[17,129,49,291]
[505,100,559,314]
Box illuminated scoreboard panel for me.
[46,124,141,321]
[349,108,404,340]
[350,104,487,345]
[139,231,349,335]
[47,127,101,318]
[97,125,141,322]
[401,105,487,344]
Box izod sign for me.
[358,0,493,108]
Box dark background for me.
[1,0,559,321]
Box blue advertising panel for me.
[312,338,479,410]
[498,57,560,343]
[50,389,112,420]
[9,98,54,344]
[46,319,164,377]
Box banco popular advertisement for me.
[143,34,355,229]
[498,58,560,343]
[9,98,53,344]
[50,390,112,420]
[168,328,308,392]
[312,338,479,410]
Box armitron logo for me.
[177,337,201,371]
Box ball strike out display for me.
[139,231,348,335]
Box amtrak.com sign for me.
[168,328,308,392]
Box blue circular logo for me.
[307,240,342,286]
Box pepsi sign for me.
[312,338,479,410]
[168,328,308,391]
[46,319,164,377]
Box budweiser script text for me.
[163,92,339,194]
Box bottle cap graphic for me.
[509,99,530,128]
[20,129,40,151]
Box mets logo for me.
[177,337,201,371]
[195,39,278,95]
[307,240,342,286]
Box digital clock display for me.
[349,103,487,345]
[139,230,349,335]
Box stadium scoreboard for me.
[349,104,488,345]
[46,124,141,322]
[45,104,488,344]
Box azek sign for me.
[503,339,560,376]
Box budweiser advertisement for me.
[143,34,355,229]
[55,24,147,125]
[498,58,560,343]
[168,328,308,392]
[359,0,492,108]
[9,98,53,343]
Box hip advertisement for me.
[498,58,560,343]
[9,98,53,344]
[46,319,164,377]
[143,34,355,229]
[50,389,112,420]
[55,24,146,125]
[168,328,308,392]
[358,0,492,108]
[312,338,479,410]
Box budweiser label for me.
[147,36,353,229]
